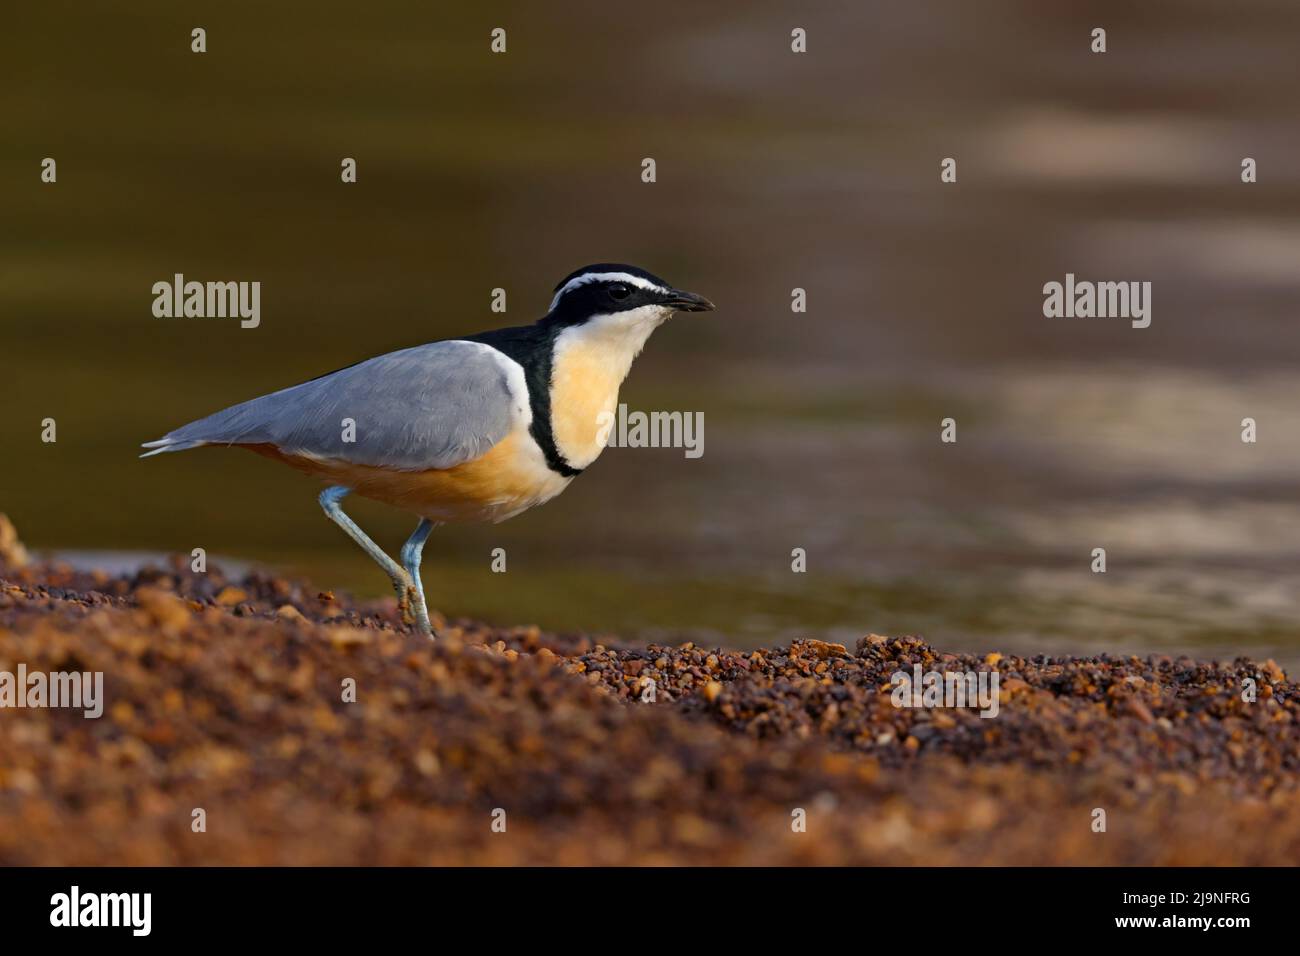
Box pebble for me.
[0,530,1297,866]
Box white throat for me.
[546,306,672,470]
[554,306,670,381]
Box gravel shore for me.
[1,521,1297,865]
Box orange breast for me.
[549,341,628,470]
[244,430,572,523]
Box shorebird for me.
[142,264,715,638]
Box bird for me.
[141,263,715,638]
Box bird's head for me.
[545,264,715,330]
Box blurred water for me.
[4,1,1300,667]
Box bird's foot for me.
[400,582,420,626]
[393,579,435,639]
[389,573,417,624]
[413,604,435,641]
[406,584,437,640]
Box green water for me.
[5,1,1300,669]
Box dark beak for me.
[663,289,716,313]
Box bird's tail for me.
[139,437,208,458]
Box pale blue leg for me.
[400,519,437,639]
[318,486,416,623]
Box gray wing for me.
[142,340,521,471]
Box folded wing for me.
[141,340,523,472]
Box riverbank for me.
[1,519,1297,865]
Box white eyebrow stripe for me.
[549,272,667,312]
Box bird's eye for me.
[608,283,631,300]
